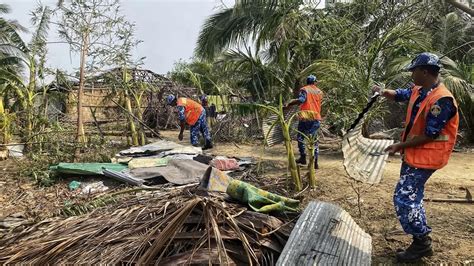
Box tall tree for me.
[57,0,139,151]
[195,0,308,61]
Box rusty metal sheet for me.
[261,106,298,146]
[277,201,372,266]
[342,94,393,184]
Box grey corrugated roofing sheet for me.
[277,201,372,265]
[342,117,394,185]
[261,106,298,146]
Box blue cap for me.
[307,74,317,84]
[200,94,207,101]
[166,95,176,105]
[405,52,441,71]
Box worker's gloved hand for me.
[178,132,184,141]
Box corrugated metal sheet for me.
[342,117,393,184]
[261,106,298,146]
[277,201,372,266]
[102,169,145,186]
[342,94,393,184]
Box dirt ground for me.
[1,130,473,264]
[161,130,474,264]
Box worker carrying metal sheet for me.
[285,74,323,169]
[372,52,459,262]
[166,95,213,150]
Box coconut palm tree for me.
[0,4,29,145]
[441,56,474,142]
[195,0,308,61]
[0,4,28,58]
[433,12,473,62]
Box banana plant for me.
[288,120,319,189]
[103,67,150,146]
[245,95,302,191]
[0,84,14,144]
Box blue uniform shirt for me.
[177,106,186,121]
[395,84,456,139]
[298,90,307,104]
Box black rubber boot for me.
[396,235,433,263]
[203,140,213,150]
[296,155,307,165]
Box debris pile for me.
[0,187,295,265]
[0,139,374,264]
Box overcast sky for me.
[2,0,235,76]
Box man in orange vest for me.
[373,52,459,262]
[167,95,213,150]
[285,74,323,169]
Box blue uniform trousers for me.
[394,162,435,236]
[190,110,211,146]
[297,120,320,159]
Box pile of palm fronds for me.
[0,186,295,265]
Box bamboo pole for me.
[110,98,161,138]
[125,95,139,146]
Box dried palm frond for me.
[0,186,294,265]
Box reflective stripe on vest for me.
[177,97,203,126]
[402,84,459,170]
[299,85,323,121]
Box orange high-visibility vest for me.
[177,97,203,126]
[299,85,323,121]
[402,83,459,170]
